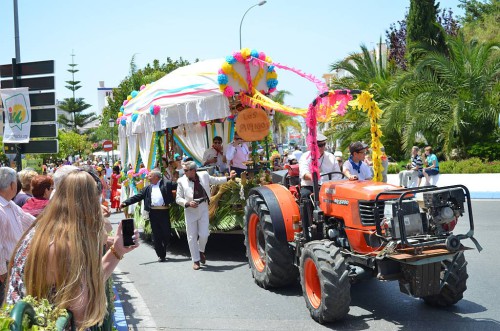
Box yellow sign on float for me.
[235,108,270,141]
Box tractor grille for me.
[358,200,385,225]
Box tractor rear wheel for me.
[244,194,298,288]
[300,241,351,323]
[423,252,468,306]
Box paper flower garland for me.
[218,48,278,97]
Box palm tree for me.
[328,43,395,153]
[269,90,302,144]
[386,34,500,158]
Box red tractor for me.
[243,91,482,324]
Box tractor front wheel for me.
[244,194,298,288]
[300,241,351,323]
[422,252,468,306]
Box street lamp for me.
[239,1,267,49]
[108,118,115,164]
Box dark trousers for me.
[149,209,171,259]
[300,186,314,200]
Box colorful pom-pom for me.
[118,112,123,117]
[223,85,234,97]
[267,71,278,79]
[267,79,278,89]
[221,62,233,74]
[132,113,139,122]
[250,49,259,58]
[219,84,227,92]
[120,106,124,112]
[120,119,127,126]
[269,87,277,93]
[149,105,155,115]
[153,105,161,115]
[233,52,243,63]
[265,56,272,63]
[131,90,138,98]
[123,100,128,106]
[267,65,275,72]
[241,48,251,59]
[127,95,132,101]
[140,84,146,91]
[218,74,228,85]
[258,52,266,61]
[225,55,236,64]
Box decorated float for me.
[116,48,384,237]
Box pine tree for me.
[406,0,447,66]
[58,52,97,132]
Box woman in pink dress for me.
[110,165,122,212]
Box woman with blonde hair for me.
[13,169,38,207]
[5,171,139,329]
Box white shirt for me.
[150,183,164,207]
[225,143,250,169]
[299,151,341,186]
[0,195,35,275]
[343,158,373,181]
[202,147,228,172]
[292,149,303,161]
[105,167,112,179]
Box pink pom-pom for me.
[233,52,243,63]
[153,105,161,115]
[228,114,235,120]
[123,100,128,106]
[269,88,277,93]
[258,52,266,61]
[140,85,146,91]
[200,122,207,127]
[223,86,234,97]
[218,69,225,74]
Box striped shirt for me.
[0,195,36,275]
[411,154,424,170]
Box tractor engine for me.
[380,188,466,239]
[423,188,465,235]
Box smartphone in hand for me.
[121,218,135,246]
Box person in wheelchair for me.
[299,133,342,199]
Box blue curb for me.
[112,286,128,331]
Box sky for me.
[0,0,464,114]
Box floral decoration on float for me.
[218,48,278,97]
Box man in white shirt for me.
[202,136,228,174]
[225,133,250,176]
[120,169,177,262]
[343,141,373,181]
[292,145,303,162]
[0,167,36,300]
[299,133,341,199]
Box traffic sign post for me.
[1,59,57,168]
[102,140,113,152]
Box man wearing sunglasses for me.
[299,133,342,199]
[202,136,228,174]
[343,141,373,181]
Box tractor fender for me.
[248,184,300,243]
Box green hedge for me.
[387,158,500,174]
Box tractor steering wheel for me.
[320,171,347,181]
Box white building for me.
[97,81,114,117]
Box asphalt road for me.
[111,200,500,331]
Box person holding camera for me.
[176,161,236,270]
[398,146,423,187]
[202,136,228,174]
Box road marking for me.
[113,267,157,330]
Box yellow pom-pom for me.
[219,84,227,91]
[241,48,251,59]
[267,71,278,79]
[222,62,233,74]
[265,56,273,63]
[127,95,132,101]
[118,112,123,117]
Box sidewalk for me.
[387,173,500,199]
